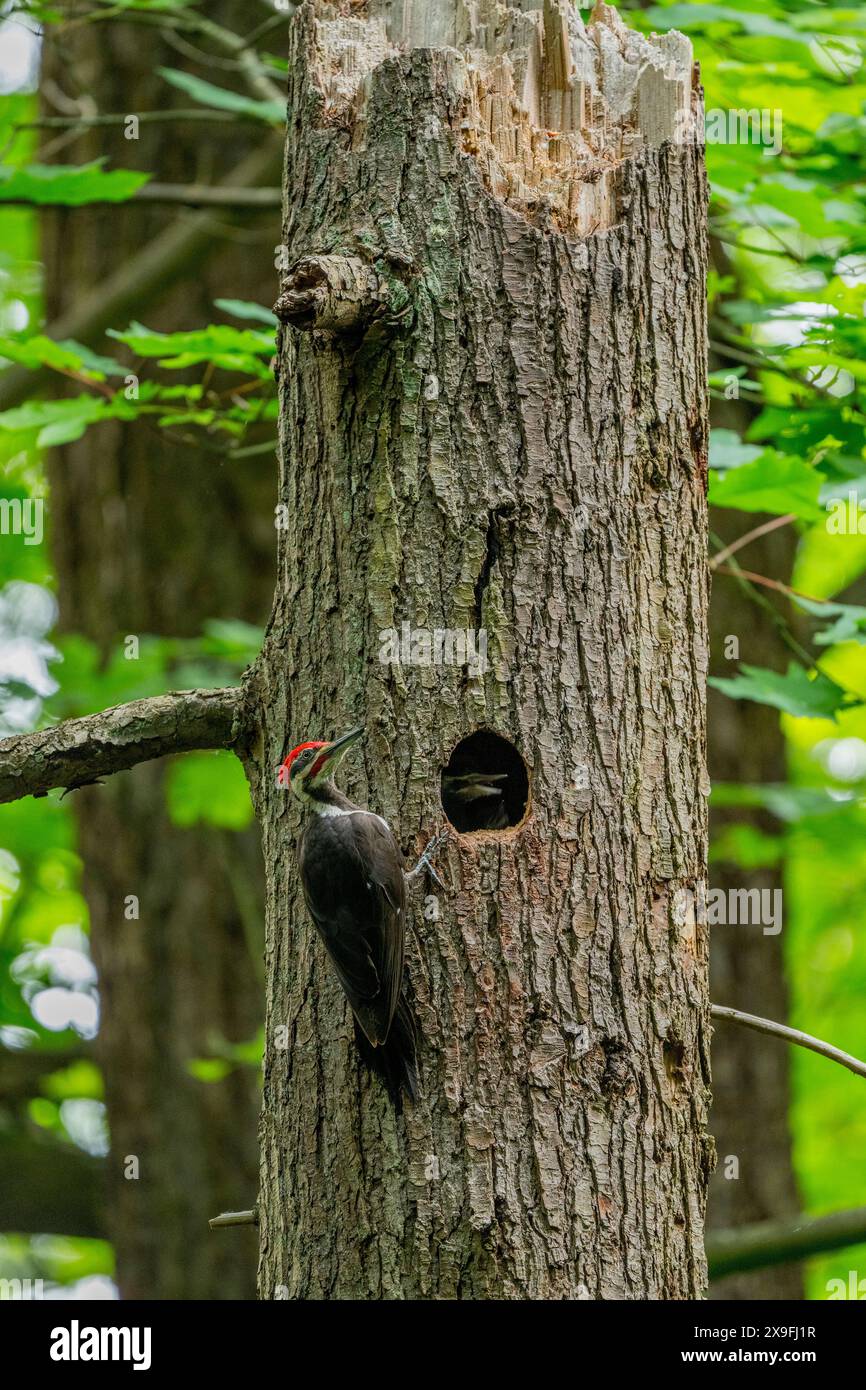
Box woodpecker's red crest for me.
[283,740,326,777]
[282,726,364,796]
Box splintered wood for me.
[311,0,696,235]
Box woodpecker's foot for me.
[405,828,450,890]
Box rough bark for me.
[248,0,712,1300]
[34,5,277,1298]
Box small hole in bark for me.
[440,731,529,835]
[663,1039,686,1086]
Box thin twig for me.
[135,184,281,208]
[710,514,797,571]
[711,1004,866,1081]
[227,440,278,460]
[0,185,281,209]
[243,11,295,48]
[707,232,793,261]
[64,4,285,108]
[710,550,817,669]
[709,329,832,400]
[15,110,240,130]
[713,564,821,604]
[159,24,257,74]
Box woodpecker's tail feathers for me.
[355,995,418,1110]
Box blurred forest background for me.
[0,0,864,1300]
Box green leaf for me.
[0,797,75,859]
[709,451,823,521]
[64,342,128,379]
[156,410,218,429]
[153,351,272,378]
[13,886,89,945]
[0,335,90,375]
[709,663,859,720]
[41,1060,104,1102]
[710,823,785,870]
[710,782,858,823]
[0,396,117,447]
[29,1096,60,1131]
[709,428,762,471]
[107,321,274,376]
[157,68,284,124]
[48,633,173,719]
[187,1058,233,1083]
[0,161,149,206]
[186,1030,264,1078]
[792,595,866,648]
[0,848,21,908]
[214,299,278,326]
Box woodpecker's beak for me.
[312,725,365,781]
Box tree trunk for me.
[38,7,276,1298]
[707,515,804,1300]
[249,0,712,1300]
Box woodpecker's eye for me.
[290,749,314,778]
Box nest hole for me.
[440,730,529,835]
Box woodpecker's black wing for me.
[299,811,406,1047]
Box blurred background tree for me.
[631,0,866,1299]
[0,0,283,1298]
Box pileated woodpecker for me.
[282,726,446,1106]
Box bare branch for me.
[0,184,282,210]
[209,1208,258,1230]
[707,1206,866,1280]
[0,687,247,806]
[61,2,286,108]
[711,1003,866,1081]
[178,13,286,108]
[713,565,822,604]
[710,514,797,572]
[135,183,281,208]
